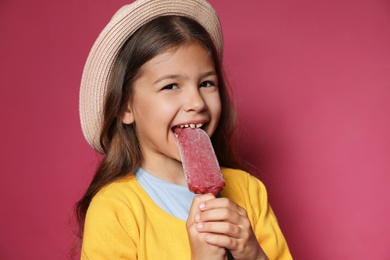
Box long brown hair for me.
[75,15,243,244]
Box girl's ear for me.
[121,104,135,124]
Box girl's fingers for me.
[196,206,248,225]
[186,194,228,260]
[204,233,265,260]
[196,221,241,238]
[203,233,238,250]
[193,197,267,260]
[199,197,247,216]
[187,194,216,225]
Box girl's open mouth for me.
[172,123,204,136]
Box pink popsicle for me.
[175,127,225,195]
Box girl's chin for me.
[172,152,182,163]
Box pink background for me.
[1,0,389,259]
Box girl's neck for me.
[140,156,187,186]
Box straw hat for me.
[79,0,224,153]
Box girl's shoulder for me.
[90,174,146,210]
[221,167,267,191]
[220,167,269,209]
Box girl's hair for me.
[75,15,243,242]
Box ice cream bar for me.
[175,127,225,195]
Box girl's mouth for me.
[172,123,204,135]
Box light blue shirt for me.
[135,167,197,220]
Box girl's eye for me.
[200,81,215,88]
[162,84,178,90]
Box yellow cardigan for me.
[82,168,292,259]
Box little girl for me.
[76,0,292,259]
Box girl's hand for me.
[195,197,269,260]
[186,194,227,260]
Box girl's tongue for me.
[172,126,183,135]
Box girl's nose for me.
[183,88,207,113]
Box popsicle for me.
[174,126,225,195]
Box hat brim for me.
[79,0,223,153]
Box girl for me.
[76,0,292,259]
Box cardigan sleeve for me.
[81,190,138,260]
[247,174,292,260]
[221,168,292,260]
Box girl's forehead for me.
[153,41,210,60]
[139,42,215,73]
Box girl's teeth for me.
[178,123,204,128]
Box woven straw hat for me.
[79,0,224,153]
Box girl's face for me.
[122,42,221,178]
